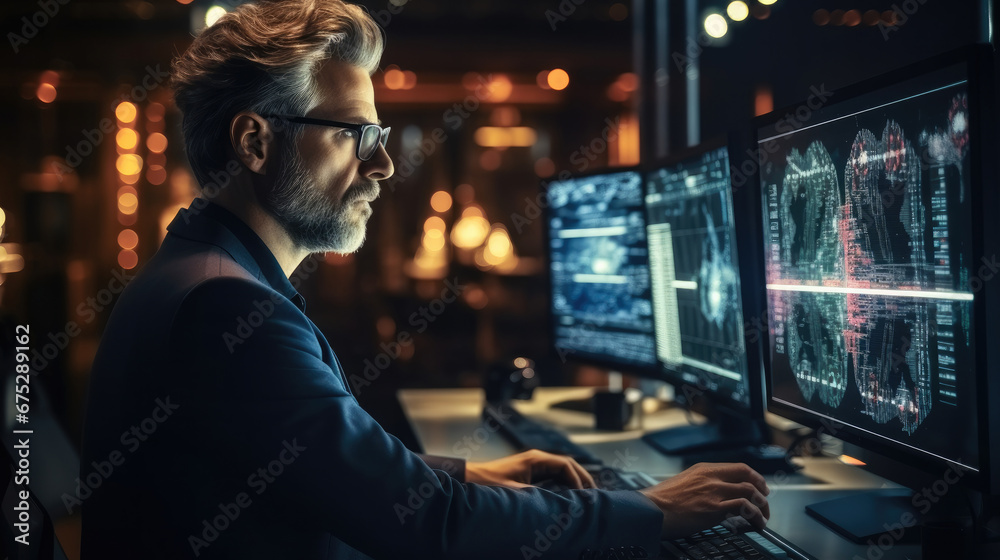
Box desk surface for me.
[399,387,931,560]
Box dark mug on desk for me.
[593,389,643,431]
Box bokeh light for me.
[117,229,139,250]
[430,191,452,213]
[116,102,137,123]
[704,14,728,38]
[546,69,570,91]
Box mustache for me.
[343,179,381,204]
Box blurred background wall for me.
[0,0,989,555]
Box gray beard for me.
[264,145,380,254]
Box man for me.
[80,1,769,558]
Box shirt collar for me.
[167,199,307,312]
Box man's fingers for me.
[712,463,769,496]
[717,481,770,521]
[572,460,596,489]
[719,497,767,531]
[556,457,586,489]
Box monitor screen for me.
[757,61,979,474]
[546,170,657,370]
[644,145,751,409]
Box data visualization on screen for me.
[644,147,750,407]
[757,62,979,471]
[547,171,657,369]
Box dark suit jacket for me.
[79,200,662,559]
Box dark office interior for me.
[1,0,999,558]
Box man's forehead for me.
[312,60,378,121]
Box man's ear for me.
[230,112,276,175]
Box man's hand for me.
[465,449,597,489]
[639,462,770,539]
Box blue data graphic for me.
[547,171,657,368]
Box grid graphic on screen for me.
[759,67,979,470]
[645,147,750,406]
[547,171,657,368]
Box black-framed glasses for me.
[262,114,390,162]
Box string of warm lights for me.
[115,102,141,270]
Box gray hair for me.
[171,0,384,189]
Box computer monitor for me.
[544,169,659,373]
[639,138,769,456]
[755,46,999,542]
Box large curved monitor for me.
[755,46,999,541]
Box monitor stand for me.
[641,406,763,455]
[805,488,923,544]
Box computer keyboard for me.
[483,402,602,464]
[534,464,659,492]
[588,465,659,491]
[660,525,815,560]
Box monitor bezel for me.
[641,134,768,422]
[751,45,998,493]
[540,165,662,378]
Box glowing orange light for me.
[116,154,143,175]
[384,69,405,90]
[430,191,453,213]
[118,192,139,215]
[147,132,168,153]
[754,85,774,117]
[451,207,490,249]
[116,102,137,123]
[118,249,138,270]
[546,69,570,91]
[474,127,538,148]
[118,185,138,197]
[118,229,139,250]
[423,231,446,252]
[36,83,56,103]
[176,0,194,4]
[839,455,867,467]
[485,75,513,102]
[424,216,446,232]
[116,128,139,150]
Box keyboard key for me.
[742,532,788,559]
